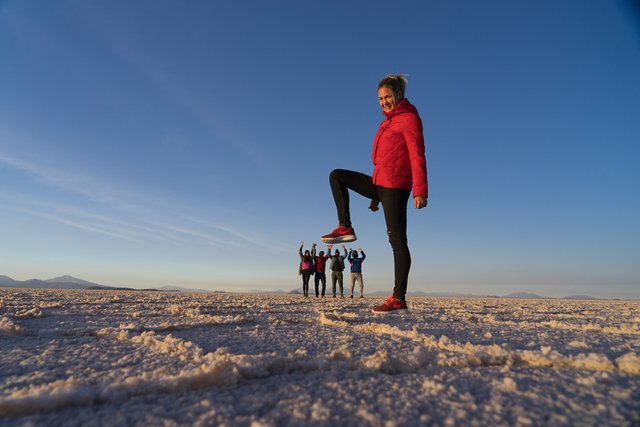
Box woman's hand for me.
[369,200,380,212]
[414,196,427,209]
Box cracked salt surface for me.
[0,289,638,426]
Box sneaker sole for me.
[320,235,357,244]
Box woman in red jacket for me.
[321,74,428,313]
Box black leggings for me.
[329,169,411,299]
[314,272,326,297]
[301,271,311,296]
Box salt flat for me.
[1,289,639,426]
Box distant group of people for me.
[298,242,366,298]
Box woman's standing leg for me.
[378,187,411,300]
[303,272,311,297]
[301,273,305,295]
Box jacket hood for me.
[383,98,417,119]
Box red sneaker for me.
[321,226,357,243]
[372,295,407,313]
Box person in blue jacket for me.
[348,248,366,298]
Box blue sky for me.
[1,0,639,298]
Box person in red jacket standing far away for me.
[311,243,330,298]
[321,74,428,313]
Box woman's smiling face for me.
[378,86,399,113]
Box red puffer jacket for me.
[372,98,428,198]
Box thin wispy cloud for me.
[188,217,290,253]
[147,222,238,249]
[1,193,170,245]
[12,207,144,243]
[0,150,128,206]
[72,4,290,192]
[1,149,286,252]
[1,185,235,249]
[2,5,293,257]
[0,157,182,246]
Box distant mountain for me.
[0,275,148,291]
[46,275,103,288]
[0,275,96,290]
[0,275,221,293]
[0,275,18,286]
[502,292,548,299]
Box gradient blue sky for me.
[1,1,639,298]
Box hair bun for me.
[386,74,409,83]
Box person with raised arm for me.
[327,244,347,298]
[298,241,314,297]
[311,243,330,298]
[347,248,366,298]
